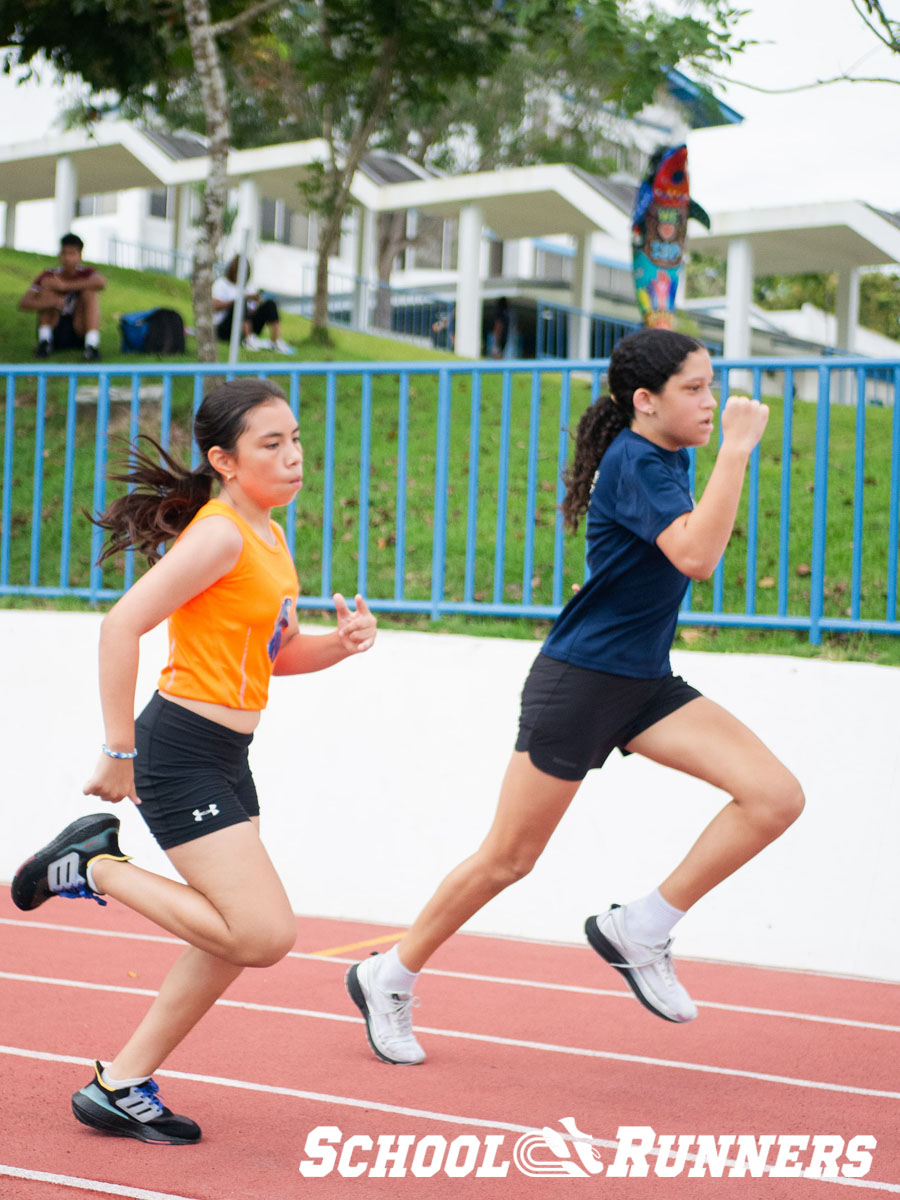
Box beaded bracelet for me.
[102,744,138,760]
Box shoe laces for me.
[384,992,421,1035]
[59,881,107,907]
[133,1078,164,1116]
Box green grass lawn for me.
[2,246,899,666]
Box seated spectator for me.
[19,233,106,362]
[212,256,294,353]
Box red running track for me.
[1,886,898,1199]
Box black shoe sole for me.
[72,1093,201,1145]
[345,962,410,1066]
[11,814,121,911]
[584,914,679,1024]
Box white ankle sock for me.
[101,1068,150,1090]
[623,888,685,946]
[38,326,52,342]
[375,945,419,994]
[85,330,100,349]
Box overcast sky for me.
[686,0,900,211]
[1,0,898,213]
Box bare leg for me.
[90,820,297,966]
[96,818,296,1080]
[73,291,100,337]
[397,752,581,972]
[625,697,805,911]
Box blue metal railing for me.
[2,357,899,643]
[536,300,724,359]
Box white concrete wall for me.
[2,610,898,982]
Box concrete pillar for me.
[236,178,260,254]
[568,233,594,360]
[3,201,15,249]
[172,185,193,277]
[54,156,77,243]
[724,237,754,359]
[835,266,861,404]
[455,202,483,358]
[517,238,536,279]
[353,205,377,330]
[836,267,860,354]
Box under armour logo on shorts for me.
[192,804,220,823]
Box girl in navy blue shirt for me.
[347,328,804,1064]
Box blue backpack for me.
[119,308,186,354]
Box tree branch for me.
[719,71,899,94]
[210,0,284,38]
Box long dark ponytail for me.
[92,378,287,565]
[560,328,703,532]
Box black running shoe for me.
[34,341,51,358]
[72,1061,201,1145]
[11,813,128,910]
[83,345,101,362]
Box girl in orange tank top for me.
[11,378,376,1145]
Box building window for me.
[487,237,504,278]
[413,212,443,269]
[537,248,573,283]
[75,193,117,218]
[148,189,170,220]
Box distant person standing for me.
[19,233,106,362]
[490,296,510,359]
[211,256,295,354]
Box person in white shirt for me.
[211,256,294,353]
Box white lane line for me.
[2,917,898,1035]
[0,1165,203,1200]
[1,1049,898,1193]
[1,977,898,1101]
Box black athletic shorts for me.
[51,313,84,351]
[133,692,259,851]
[515,652,702,781]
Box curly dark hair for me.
[91,378,287,565]
[560,328,703,532]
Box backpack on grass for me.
[119,308,186,355]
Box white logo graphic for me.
[513,1118,605,1178]
[192,804,220,822]
[116,1089,159,1124]
[49,852,81,892]
[298,1122,877,1181]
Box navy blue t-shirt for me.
[542,428,693,677]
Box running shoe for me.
[585,904,697,1023]
[273,338,296,355]
[11,813,129,910]
[82,345,101,362]
[345,955,425,1065]
[34,341,51,358]
[72,1061,201,1145]
[241,333,268,351]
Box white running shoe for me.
[345,955,426,1064]
[242,333,268,351]
[585,905,697,1023]
[273,338,296,355]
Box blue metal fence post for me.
[777,369,794,617]
[358,372,372,597]
[89,374,112,602]
[808,365,832,644]
[430,369,452,620]
[887,366,900,622]
[1,376,15,587]
[29,375,48,588]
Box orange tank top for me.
[157,500,299,710]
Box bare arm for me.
[82,517,242,804]
[656,396,769,580]
[18,287,63,313]
[272,593,376,675]
[55,270,106,293]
